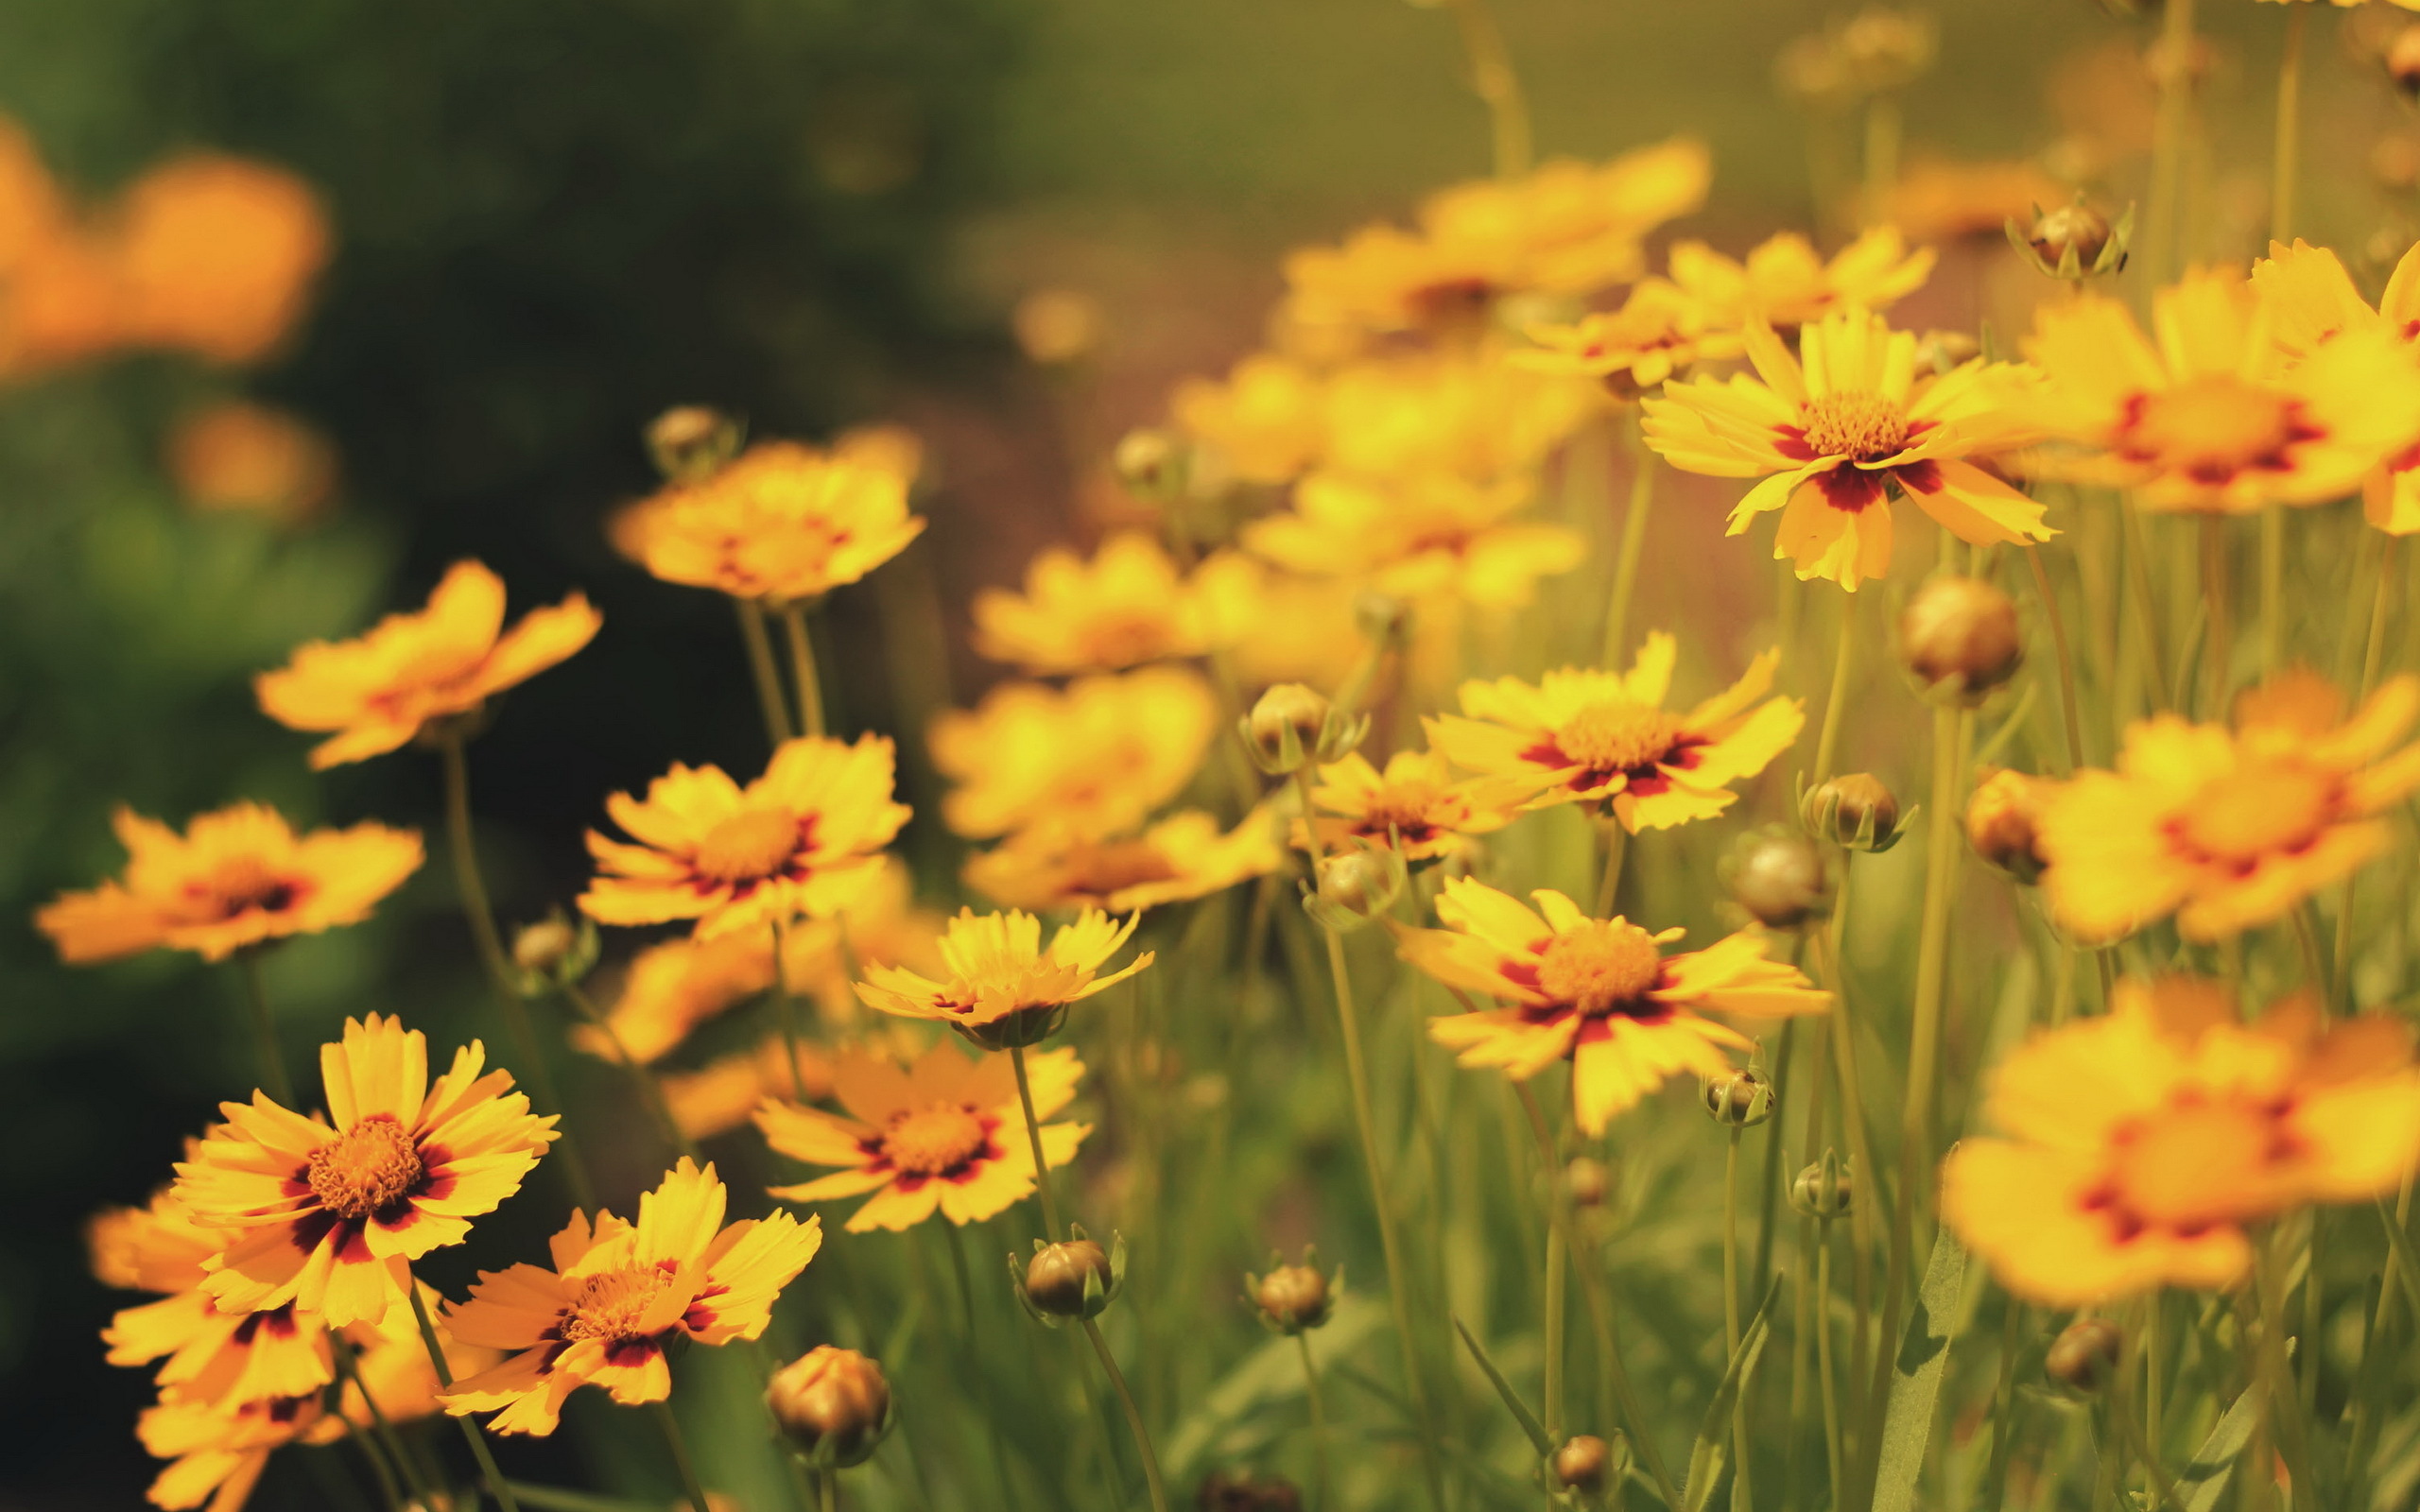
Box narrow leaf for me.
[1870,1227,1968,1512]
[1684,1272,1785,1512]
[1452,1312,1556,1459]
[2176,1383,2260,1512]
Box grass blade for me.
[1871,1227,1967,1512]
[1685,1272,1784,1512]
[1452,1313,1556,1459]
[2176,1383,2260,1512]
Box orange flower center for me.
[1535,921,1664,1016]
[1062,840,1183,899]
[2129,376,2295,481]
[305,1116,424,1221]
[2108,1098,2288,1229]
[693,808,803,883]
[561,1264,673,1343]
[1077,610,1181,669]
[1799,390,1910,461]
[882,1102,990,1177]
[1557,701,1685,774]
[1358,782,1447,837]
[2175,765,2335,865]
[206,856,299,918]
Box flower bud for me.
[2010,198,2131,281]
[2046,1317,2123,1392]
[2389,26,2420,98]
[1801,772,1905,853]
[1244,684,1332,774]
[1563,1156,1612,1209]
[1913,329,1979,377]
[1305,846,1408,932]
[1835,7,1937,94]
[1550,1433,1627,1496]
[1789,1151,1855,1220]
[511,918,578,975]
[1017,1231,1122,1322]
[1965,766,2051,884]
[1197,1470,1303,1511]
[1900,575,2022,704]
[1247,1252,1336,1333]
[1702,1068,1774,1127]
[1722,829,1834,930]
[1115,427,1186,505]
[1353,591,1410,646]
[646,405,742,483]
[766,1346,891,1468]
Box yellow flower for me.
[2023,267,2420,513]
[856,907,1153,1048]
[1944,977,2420,1305]
[1427,630,1804,832]
[36,802,421,965]
[1643,306,2051,591]
[1224,573,1374,694]
[255,559,601,768]
[971,533,1258,674]
[2251,238,2420,533]
[1299,749,1526,864]
[964,807,1284,914]
[612,429,925,604]
[661,1037,837,1141]
[1317,345,1600,488]
[1243,472,1584,610]
[758,1040,1090,1231]
[112,155,330,367]
[1402,878,1828,1134]
[167,401,337,525]
[1877,157,2066,245]
[1173,352,1328,486]
[2038,671,2420,941]
[173,1013,559,1327]
[1667,226,1935,331]
[579,734,910,939]
[441,1159,822,1435]
[1517,278,1743,398]
[929,667,1218,842]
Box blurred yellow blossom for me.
[1517,278,1741,398]
[964,806,1283,914]
[1172,352,1327,485]
[929,667,1218,840]
[1299,748,1527,864]
[1243,472,1583,610]
[971,533,1258,674]
[167,402,337,524]
[1668,226,1935,331]
[2253,238,2420,532]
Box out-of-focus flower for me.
[1172,353,1328,486]
[167,402,337,524]
[929,667,1218,841]
[2038,671,2420,941]
[1224,574,1373,693]
[1646,307,2051,591]
[112,156,330,366]
[2253,239,2420,534]
[37,802,420,965]
[1243,472,1584,610]
[856,907,1153,1050]
[175,1014,558,1327]
[1298,749,1525,864]
[254,559,600,768]
[1944,977,2420,1304]
[1899,575,2024,702]
[441,1160,821,1435]
[965,808,1283,915]
[758,1040,1089,1231]
[579,735,909,940]
[1428,631,1804,832]
[1668,227,1935,332]
[1882,158,2067,246]
[1965,766,2053,882]
[1402,878,1828,1134]
[1517,278,1742,398]
[767,1347,893,1469]
[1831,7,1939,94]
[1318,345,1600,488]
[660,1036,838,1143]
[1011,287,1104,366]
[971,534,1257,674]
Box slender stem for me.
[2025,545,2088,773]
[945,1223,1027,1512]
[649,1400,715,1512]
[2254,1228,2315,1504]
[2122,503,2174,713]
[2146,1291,2165,1469]
[1818,1219,1846,1512]
[2299,1212,2324,1422]
[1860,94,1901,229]
[559,980,696,1160]
[1753,1020,1795,1312]
[1812,592,1857,784]
[1295,1332,1332,1512]
[2260,507,2286,676]
[2271,3,2307,245]
[781,602,827,740]
[1725,1124,1753,1512]
[770,918,808,1110]
[2291,906,2328,996]
[1081,1318,1170,1512]
[2143,0,2198,285]
[1440,0,1532,179]
[1601,417,1656,668]
[337,1417,406,1512]
[736,599,795,747]
[1981,1297,2024,1512]
[1810,887,1881,1459]
[2201,516,2232,716]
[234,950,295,1106]
[405,1283,522,1512]
[1008,1043,1064,1241]
[1592,822,1629,919]
[2110,1372,2190,1512]
[817,1469,838,1512]
[2345,1176,2417,1486]
[332,1332,431,1512]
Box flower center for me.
[693,808,803,883]
[2108,1099,2290,1229]
[2128,376,2296,482]
[205,857,299,919]
[1060,840,1183,900]
[1799,390,1910,461]
[2175,765,2336,866]
[1556,701,1685,774]
[305,1116,424,1221]
[1077,610,1179,669]
[1535,921,1665,1016]
[561,1264,672,1343]
[882,1102,991,1177]
[1359,782,1445,837]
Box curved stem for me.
[234,950,294,1106]
[781,602,827,740]
[649,1400,715,1512]
[1081,1318,1170,1512]
[1441,0,1531,179]
[1009,1042,1064,1241]
[405,1283,522,1512]
[1295,1331,1331,1512]
[735,599,795,747]
[2260,507,2286,676]
[1601,417,1656,669]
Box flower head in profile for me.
[1243,472,1585,610]
[1944,977,2420,1305]
[255,560,600,768]
[1428,631,1804,832]
[36,802,420,965]
[441,1160,822,1435]
[1402,878,1828,1134]
[1644,306,2050,590]
[1517,278,1743,398]
[964,808,1283,915]
[2038,670,2420,941]
[758,1040,1089,1231]
[929,668,1218,842]
[2252,238,2420,533]
[1668,226,1935,331]
[972,534,1257,674]
[174,1013,558,1326]
[579,734,910,939]
[1299,749,1526,865]
[856,908,1153,1049]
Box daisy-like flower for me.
[1242,472,1585,610]
[2038,670,2420,941]
[36,802,420,965]
[1944,976,2420,1306]
[1172,352,1329,486]
[757,1040,1090,1231]
[2252,238,2420,533]
[1667,226,1935,331]
[254,559,600,769]
[579,734,910,939]
[1427,630,1804,832]
[856,907,1154,1049]
[611,427,925,604]
[1402,878,1829,1134]
[963,808,1284,914]
[1299,749,1526,864]
[1517,278,1743,399]
[929,667,1218,842]
[971,534,1258,674]
[2023,267,2420,513]
[440,1159,822,1435]
[1643,306,2051,590]
[174,1013,558,1327]
[662,1037,836,1142]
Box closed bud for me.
[1789,1151,1855,1220]
[1965,766,2051,883]
[2389,26,2420,98]
[1016,1228,1124,1323]
[1305,846,1407,932]
[1702,1068,1774,1127]
[646,405,742,483]
[1244,683,1333,774]
[1723,828,1834,930]
[1563,1156,1612,1209]
[1115,427,1186,504]
[2011,198,2131,281]
[511,918,578,975]
[766,1346,891,1469]
[1801,772,1905,852]
[1353,591,1410,645]
[1196,1469,1303,1511]
[1247,1251,1336,1333]
[1900,575,2022,703]
[1913,329,1979,376]
[1551,1433,1627,1496]
[2046,1317,2124,1392]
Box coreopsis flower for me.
[440,1159,823,1435]
[2038,670,2420,941]
[662,1037,836,1141]
[929,667,1218,842]
[1172,352,1329,486]
[1944,977,2420,1305]
[856,907,1153,1049]
[1299,749,1526,864]
[167,401,337,524]
[971,534,1258,673]
[2251,238,2420,532]
[1401,878,1829,1134]
[612,428,925,604]
[1242,472,1585,610]
[1427,631,1805,831]
[579,734,910,939]
[1316,345,1600,488]
[1668,226,1935,331]
[254,559,601,768]
[963,807,1284,914]
[174,1014,558,1327]
[757,1040,1090,1231]
[112,155,330,366]
[2023,267,2420,513]
[1643,306,2052,590]
[1517,278,1743,397]
[36,802,421,965]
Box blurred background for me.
[0,0,2401,1503]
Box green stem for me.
[1081,1318,1170,1512]
[1601,415,1656,668]
[781,602,827,740]
[2201,516,2232,715]
[2143,0,2198,284]
[405,1282,522,1512]
[1008,1042,1064,1241]
[1860,94,1900,229]
[649,1400,714,1512]
[1981,1297,2024,1512]
[1440,0,1532,179]
[1296,1331,1332,1512]
[234,949,294,1107]
[560,980,697,1160]
[770,918,809,1111]
[736,599,796,747]
[2345,1176,2416,1488]
[1725,1125,1753,1512]
[1818,1218,1846,1512]
[945,1223,1027,1512]
[1811,886,1881,1461]
[2272,2,2307,245]
[1812,591,1857,784]
[2025,544,2088,773]
[331,1332,428,1512]
[2260,507,2286,677]
[2122,502,2174,713]
[1592,822,1628,920]
[818,1469,838,1512]
[2255,1228,2316,1506]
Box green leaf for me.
[1452,1313,1555,1459]
[1871,1227,1968,1512]
[1684,1272,1785,1512]
[2175,1383,2260,1512]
